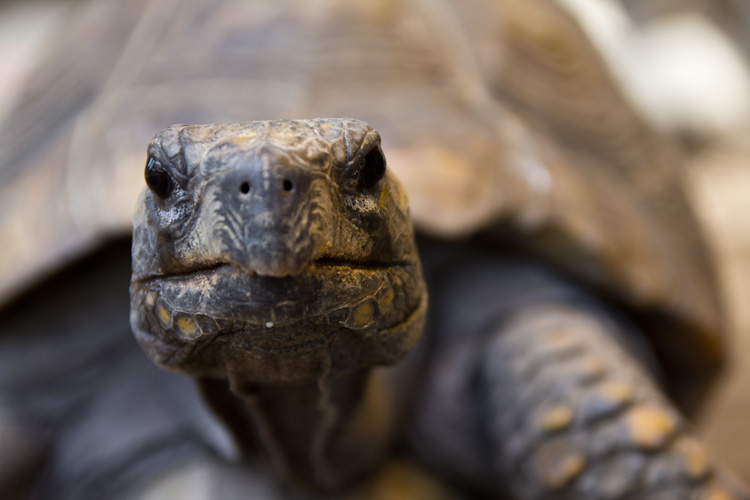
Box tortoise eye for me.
[361,145,386,189]
[145,157,172,199]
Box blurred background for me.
[1,0,749,488]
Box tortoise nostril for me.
[239,181,250,194]
[283,179,294,192]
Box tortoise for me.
[0,0,745,498]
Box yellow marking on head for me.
[625,406,676,450]
[379,288,395,309]
[536,405,574,433]
[176,316,199,338]
[145,293,156,307]
[535,439,586,490]
[378,182,390,210]
[156,304,171,327]
[353,302,375,326]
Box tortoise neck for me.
[207,367,392,489]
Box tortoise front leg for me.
[476,304,748,500]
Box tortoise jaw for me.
[234,257,402,279]
[130,257,423,334]
[130,257,425,380]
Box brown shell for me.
[0,0,723,381]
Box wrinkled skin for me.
[130,118,427,488]
[131,118,425,381]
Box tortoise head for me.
[130,118,426,384]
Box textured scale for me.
[477,306,741,500]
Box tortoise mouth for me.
[130,257,422,334]
[132,259,416,320]
[132,257,409,285]
[130,258,425,379]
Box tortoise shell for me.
[0,0,723,397]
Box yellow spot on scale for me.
[598,381,634,406]
[176,316,199,338]
[676,437,711,479]
[145,293,155,307]
[353,302,375,326]
[535,438,586,490]
[379,288,395,309]
[537,404,574,433]
[625,406,676,450]
[156,303,171,327]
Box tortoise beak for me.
[206,153,326,278]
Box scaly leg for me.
[477,303,748,499]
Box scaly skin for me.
[479,305,750,500]
[130,118,427,489]
[407,245,750,500]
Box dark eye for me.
[360,145,386,189]
[145,157,172,199]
